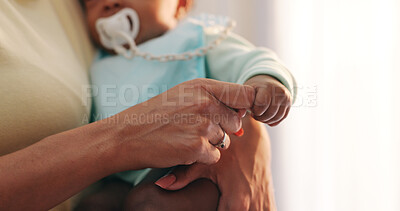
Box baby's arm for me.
[205,31,297,126]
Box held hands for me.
[106,76,289,210]
[245,75,293,126]
[109,75,292,172]
[109,78,254,171]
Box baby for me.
[82,0,296,198]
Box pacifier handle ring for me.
[112,19,237,62]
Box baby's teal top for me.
[90,15,297,185]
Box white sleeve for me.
[205,31,297,101]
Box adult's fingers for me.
[200,79,255,110]
[207,124,231,150]
[197,141,221,165]
[206,96,242,135]
[155,164,208,190]
[196,115,231,149]
[237,109,247,118]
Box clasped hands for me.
[107,75,291,171]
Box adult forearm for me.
[0,120,122,211]
[0,78,256,210]
[217,117,277,210]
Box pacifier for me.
[96,8,140,51]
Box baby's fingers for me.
[269,106,291,127]
[253,102,280,123]
[267,104,290,126]
[251,87,271,116]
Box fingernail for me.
[234,128,244,137]
[155,174,176,189]
[238,109,247,118]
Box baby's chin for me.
[136,27,171,45]
[136,20,178,44]
[96,28,171,55]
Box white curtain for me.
[193,1,400,211]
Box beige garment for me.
[0,0,94,154]
[0,0,95,210]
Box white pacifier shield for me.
[96,8,140,50]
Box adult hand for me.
[0,78,254,211]
[245,75,292,127]
[111,78,255,172]
[155,116,276,211]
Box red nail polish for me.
[155,174,176,189]
[234,128,244,137]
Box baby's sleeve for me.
[205,31,297,101]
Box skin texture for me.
[0,79,255,211]
[79,1,292,210]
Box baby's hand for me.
[244,75,292,126]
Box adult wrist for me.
[91,114,143,174]
[99,104,167,172]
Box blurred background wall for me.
[192,0,400,211]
